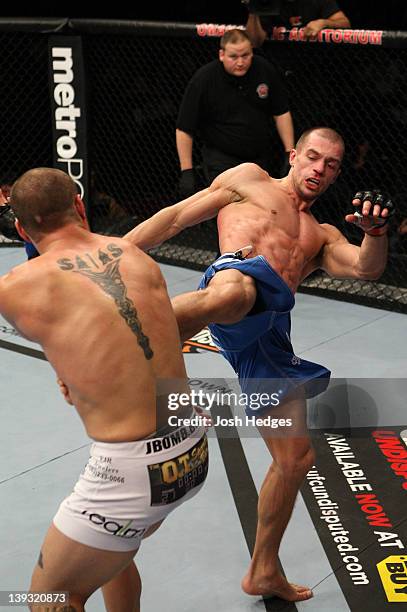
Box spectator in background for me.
[88,170,134,235]
[398,218,407,237]
[245,0,351,47]
[0,183,20,243]
[0,177,13,200]
[389,214,407,254]
[176,28,294,199]
[0,177,38,258]
[1,170,135,259]
[346,0,407,31]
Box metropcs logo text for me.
[51,47,84,197]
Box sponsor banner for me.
[195,23,245,38]
[48,36,89,205]
[194,23,385,46]
[301,427,407,609]
[270,27,384,45]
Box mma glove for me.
[178,169,196,199]
[346,190,395,236]
[0,204,21,241]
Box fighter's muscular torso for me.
[216,164,329,292]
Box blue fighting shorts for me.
[198,252,330,416]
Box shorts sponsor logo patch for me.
[146,425,197,455]
[148,435,208,505]
[81,511,146,539]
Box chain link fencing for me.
[0,20,406,312]
[0,30,52,247]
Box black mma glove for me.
[280,151,291,178]
[345,190,395,236]
[178,169,196,199]
[0,204,21,241]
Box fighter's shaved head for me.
[10,168,78,238]
[296,127,345,158]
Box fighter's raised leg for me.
[172,268,256,343]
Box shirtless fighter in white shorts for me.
[0,168,208,611]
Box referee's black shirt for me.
[176,55,290,160]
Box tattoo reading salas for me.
[57,243,153,360]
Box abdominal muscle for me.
[218,207,319,292]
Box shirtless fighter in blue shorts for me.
[126,126,393,602]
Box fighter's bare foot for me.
[241,572,313,602]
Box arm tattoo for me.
[57,244,153,360]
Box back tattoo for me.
[57,243,153,360]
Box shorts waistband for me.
[213,251,294,302]
[91,424,206,459]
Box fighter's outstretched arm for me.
[320,190,393,281]
[320,225,388,280]
[124,182,234,251]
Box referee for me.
[176,28,294,198]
